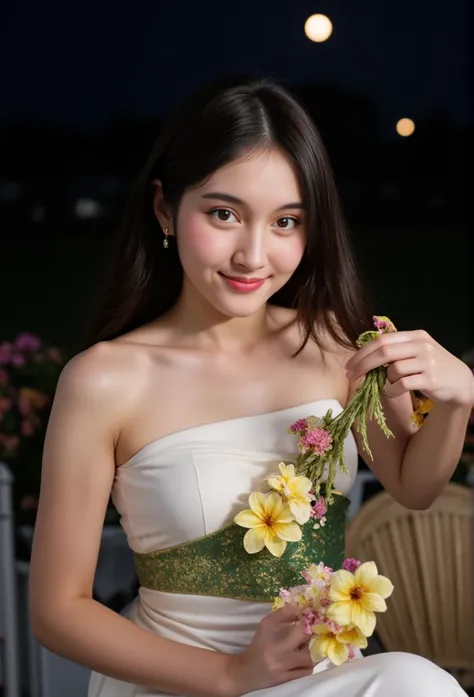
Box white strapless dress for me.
[88,399,466,696]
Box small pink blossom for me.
[0,397,12,414]
[319,593,331,609]
[300,427,333,455]
[311,497,328,520]
[18,395,31,415]
[301,607,317,636]
[11,353,26,367]
[289,418,308,434]
[278,588,291,603]
[0,344,11,365]
[301,561,332,585]
[342,558,362,573]
[324,618,343,634]
[15,333,42,352]
[373,316,396,334]
[21,420,35,437]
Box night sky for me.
[1,0,469,134]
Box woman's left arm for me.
[345,330,474,510]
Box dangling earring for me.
[163,226,169,249]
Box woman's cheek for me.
[178,215,224,265]
[278,236,306,274]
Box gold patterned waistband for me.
[134,495,349,601]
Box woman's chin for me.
[211,295,270,320]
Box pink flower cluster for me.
[275,559,361,641]
[289,418,333,457]
[0,333,64,460]
[373,316,396,334]
[0,333,62,368]
[310,496,328,520]
[342,558,361,573]
[300,428,333,455]
[276,580,331,636]
[289,418,308,434]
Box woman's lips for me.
[219,273,267,293]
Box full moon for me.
[304,14,333,43]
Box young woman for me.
[29,76,471,697]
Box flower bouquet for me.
[273,558,394,666]
[232,317,403,665]
[0,333,64,522]
[235,315,435,561]
[234,317,409,556]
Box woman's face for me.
[174,147,306,320]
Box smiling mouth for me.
[219,273,268,292]
[220,274,267,283]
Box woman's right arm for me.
[29,344,313,697]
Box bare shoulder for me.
[320,328,356,367]
[269,306,356,405]
[277,307,356,362]
[56,340,150,425]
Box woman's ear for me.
[152,179,174,235]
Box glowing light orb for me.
[304,14,333,43]
[396,118,415,137]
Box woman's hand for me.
[345,330,474,408]
[225,604,313,696]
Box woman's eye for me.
[275,216,298,230]
[209,208,237,223]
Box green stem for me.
[296,368,394,502]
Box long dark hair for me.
[86,75,372,351]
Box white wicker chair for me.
[346,483,474,690]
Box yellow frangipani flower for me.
[272,596,285,611]
[414,397,435,415]
[310,624,368,666]
[326,561,394,636]
[234,491,301,557]
[412,396,435,427]
[267,462,313,524]
[411,411,425,428]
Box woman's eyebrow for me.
[201,192,305,211]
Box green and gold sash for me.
[134,494,349,601]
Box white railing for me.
[0,462,20,697]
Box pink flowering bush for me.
[0,333,65,523]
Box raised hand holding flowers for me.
[287,317,399,501]
[345,328,474,409]
[236,317,407,552]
